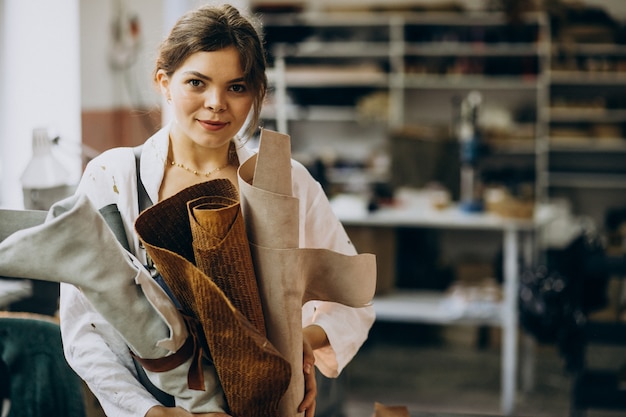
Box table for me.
[332,189,557,416]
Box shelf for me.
[273,41,391,58]
[260,10,544,27]
[548,172,626,189]
[488,140,537,155]
[259,11,393,27]
[549,138,626,152]
[276,69,389,87]
[550,71,626,85]
[261,105,361,122]
[405,43,541,57]
[402,74,540,90]
[402,11,545,26]
[373,290,503,326]
[549,108,626,123]
[273,59,542,91]
[554,43,626,56]
[548,38,626,197]
[268,69,539,91]
[327,167,389,185]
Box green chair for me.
[0,312,86,417]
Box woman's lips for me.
[198,119,228,131]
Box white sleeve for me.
[59,149,160,416]
[59,284,160,417]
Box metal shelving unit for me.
[262,11,550,203]
[548,40,626,218]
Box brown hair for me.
[154,4,267,139]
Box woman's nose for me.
[204,89,226,113]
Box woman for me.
[59,4,375,417]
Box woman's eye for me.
[188,79,203,88]
[230,84,247,93]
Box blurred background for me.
[2,0,626,416]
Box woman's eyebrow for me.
[183,71,245,84]
[183,71,210,80]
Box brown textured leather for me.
[135,179,290,417]
[188,196,266,335]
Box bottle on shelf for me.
[455,91,485,213]
[21,127,75,210]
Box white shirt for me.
[59,125,375,417]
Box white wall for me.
[80,0,165,110]
[80,0,252,112]
[0,0,82,209]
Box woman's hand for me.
[298,336,317,417]
[299,325,329,417]
[145,406,231,417]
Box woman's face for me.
[157,46,254,149]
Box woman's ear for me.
[156,69,171,100]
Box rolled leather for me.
[237,129,377,417]
[134,178,290,417]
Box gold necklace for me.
[167,158,230,177]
